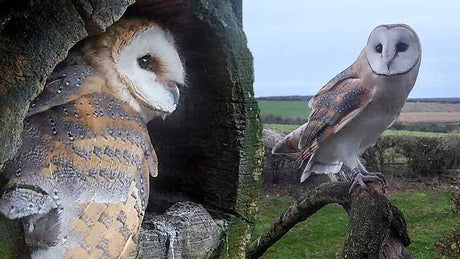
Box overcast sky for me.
[243,0,460,98]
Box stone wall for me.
[262,129,299,185]
[261,129,331,196]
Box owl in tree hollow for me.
[0,19,185,258]
[273,24,421,190]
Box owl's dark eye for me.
[375,44,383,53]
[137,54,151,69]
[137,54,161,73]
[396,42,408,52]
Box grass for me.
[254,188,459,259]
[258,100,460,133]
[382,130,459,137]
[258,100,311,119]
[264,123,460,137]
[391,188,458,258]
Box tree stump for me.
[138,202,222,258]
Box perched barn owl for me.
[0,19,185,258]
[273,24,421,189]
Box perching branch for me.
[342,181,392,258]
[247,181,412,259]
[246,182,350,259]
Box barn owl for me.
[272,24,421,189]
[0,18,185,258]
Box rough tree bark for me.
[342,182,393,258]
[247,182,412,259]
[138,202,223,258]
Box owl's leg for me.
[357,159,386,183]
[349,162,386,193]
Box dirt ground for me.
[402,102,460,113]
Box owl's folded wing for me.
[27,53,102,117]
[298,76,374,161]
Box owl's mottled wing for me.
[307,65,355,108]
[272,123,307,154]
[298,68,374,161]
[27,53,101,117]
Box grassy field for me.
[253,188,459,259]
[258,100,460,124]
[382,129,460,136]
[258,100,311,119]
[264,123,460,136]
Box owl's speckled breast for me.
[1,92,156,258]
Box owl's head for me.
[365,24,421,76]
[83,19,185,121]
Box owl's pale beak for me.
[166,82,180,104]
[383,49,396,71]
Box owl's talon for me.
[349,175,368,193]
[372,172,387,184]
[349,172,386,193]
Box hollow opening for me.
[126,0,261,221]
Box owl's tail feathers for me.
[0,186,59,220]
[300,155,343,183]
[271,123,308,154]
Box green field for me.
[258,100,311,119]
[264,123,460,137]
[253,188,458,259]
[258,99,460,133]
[382,130,460,137]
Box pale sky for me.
[243,0,460,98]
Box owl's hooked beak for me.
[383,48,396,71]
[166,82,180,104]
